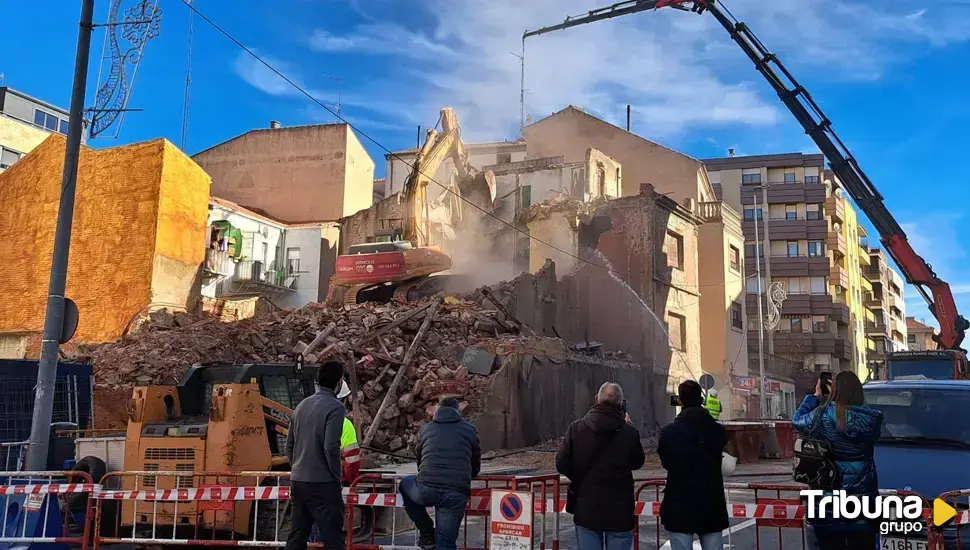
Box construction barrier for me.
[0,441,27,472]
[930,488,970,549]
[93,470,293,548]
[0,470,96,550]
[346,473,563,550]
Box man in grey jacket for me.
[285,361,346,550]
[401,397,481,550]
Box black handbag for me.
[565,427,622,514]
[792,404,839,490]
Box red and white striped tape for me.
[95,486,289,501]
[0,484,98,496]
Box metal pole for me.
[760,186,775,373]
[626,104,631,131]
[519,36,525,137]
[753,192,767,419]
[26,0,95,471]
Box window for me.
[745,277,763,294]
[744,242,764,258]
[908,334,917,344]
[520,185,532,209]
[810,277,826,294]
[34,110,59,132]
[805,167,820,184]
[496,152,512,164]
[785,204,797,220]
[791,318,803,333]
[784,171,796,184]
[808,240,824,257]
[743,207,763,221]
[597,164,606,197]
[0,147,21,169]
[813,316,827,333]
[806,175,820,184]
[742,169,761,185]
[729,246,741,272]
[59,119,69,135]
[286,248,301,274]
[665,230,684,270]
[666,312,687,351]
[806,204,821,220]
[731,302,743,330]
[787,241,799,257]
[261,242,269,264]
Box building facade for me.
[0,87,82,173]
[906,317,937,351]
[0,136,210,357]
[704,152,853,400]
[204,197,339,310]
[193,122,375,223]
[865,246,908,373]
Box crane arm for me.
[525,0,968,351]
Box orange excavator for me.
[327,108,496,305]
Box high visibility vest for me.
[341,417,361,483]
[705,396,722,420]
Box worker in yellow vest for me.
[704,389,722,421]
[337,379,361,483]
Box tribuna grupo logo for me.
[801,490,926,535]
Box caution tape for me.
[95,486,289,501]
[0,484,98,496]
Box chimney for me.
[269,120,281,129]
[728,148,736,157]
[626,105,631,132]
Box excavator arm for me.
[525,0,969,352]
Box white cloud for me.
[294,0,970,142]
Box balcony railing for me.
[233,260,296,289]
[205,249,236,277]
[697,201,722,222]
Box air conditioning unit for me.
[835,285,844,293]
[261,227,269,238]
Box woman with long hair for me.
[792,370,884,550]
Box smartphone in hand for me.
[820,371,833,396]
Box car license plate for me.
[881,538,927,550]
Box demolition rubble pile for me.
[73,292,567,451]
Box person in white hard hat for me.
[337,379,361,484]
[704,389,722,421]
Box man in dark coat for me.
[658,379,729,550]
[400,397,481,550]
[556,382,645,550]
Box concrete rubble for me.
[72,279,631,453]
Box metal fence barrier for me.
[0,470,96,550]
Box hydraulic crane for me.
[525,0,970,380]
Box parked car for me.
[865,380,970,550]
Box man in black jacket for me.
[556,382,645,550]
[658,380,729,550]
[400,397,481,550]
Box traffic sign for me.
[699,374,715,391]
[490,490,532,550]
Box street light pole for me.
[26,0,95,470]
[753,192,767,419]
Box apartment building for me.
[906,317,937,351]
[0,87,83,173]
[865,246,908,373]
[703,152,859,403]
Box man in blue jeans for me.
[400,397,481,550]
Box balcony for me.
[860,274,873,293]
[863,292,881,308]
[744,254,829,277]
[232,260,296,290]
[887,293,897,309]
[827,231,847,256]
[858,245,872,265]
[830,263,850,289]
[825,195,845,223]
[697,201,722,222]
[745,293,848,323]
[865,264,884,282]
[204,249,235,277]
[866,321,888,335]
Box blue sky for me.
[3,0,970,329]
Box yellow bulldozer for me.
[113,362,379,541]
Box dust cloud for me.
[442,208,521,293]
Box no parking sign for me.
[489,490,532,550]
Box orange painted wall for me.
[0,135,210,344]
